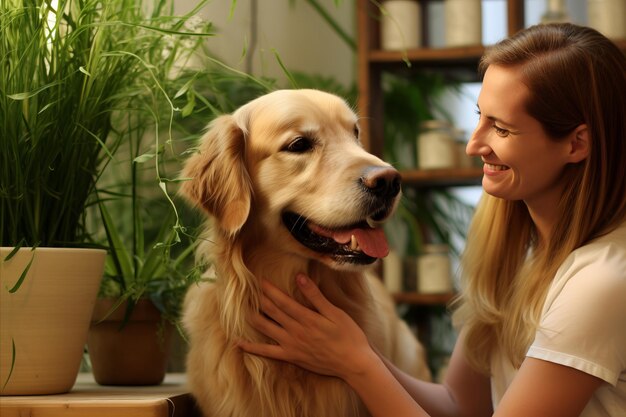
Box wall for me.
[176,0,356,87]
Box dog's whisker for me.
[291,214,309,233]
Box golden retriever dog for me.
[181,89,430,417]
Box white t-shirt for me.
[491,222,626,416]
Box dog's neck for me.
[242,233,365,296]
[213,225,374,331]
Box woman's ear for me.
[566,124,590,163]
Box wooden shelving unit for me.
[357,0,626,372]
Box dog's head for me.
[181,89,401,269]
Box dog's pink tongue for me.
[333,227,390,258]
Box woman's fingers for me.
[260,278,325,325]
[243,310,307,365]
[249,310,290,344]
[295,273,339,319]
[259,292,300,331]
[238,339,288,361]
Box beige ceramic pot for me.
[88,298,173,386]
[0,247,106,395]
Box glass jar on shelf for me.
[444,0,482,47]
[417,120,456,170]
[417,244,453,294]
[380,0,421,50]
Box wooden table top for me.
[0,373,198,417]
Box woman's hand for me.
[238,273,377,380]
[240,274,434,417]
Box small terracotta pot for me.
[87,298,173,386]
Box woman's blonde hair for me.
[453,23,626,373]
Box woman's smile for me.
[483,162,511,174]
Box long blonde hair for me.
[453,23,626,373]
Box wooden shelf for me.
[369,45,485,65]
[370,39,626,66]
[393,292,456,306]
[369,47,483,82]
[400,167,483,188]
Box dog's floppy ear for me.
[181,114,252,236]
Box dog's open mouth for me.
[282,211,390,265]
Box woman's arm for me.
[377,332,493,417]
[494,357,602,417]
[372,313,602,417]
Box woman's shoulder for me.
[562,222,626,274]
[533,223,626,387]
[549,222,626,304]
[586,221,626,249]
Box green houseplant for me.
[85,110,205,385]
[83,22,277,384]
[0,0,213,394]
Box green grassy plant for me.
[0,0,247,330]
[0,0,212,248]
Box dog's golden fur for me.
[181,89,430,417]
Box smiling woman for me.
[451,23,626,417]
[467,64,588,210]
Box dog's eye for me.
[283,137,314,153]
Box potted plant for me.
[83,32,277,384]
[0,0,212,395]
[85,119,204,385]
[87,197,202,385]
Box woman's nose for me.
[466,129,491,157]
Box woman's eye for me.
[493,125,510,137]
[284,137,314,153]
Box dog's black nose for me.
[361,166,401,199]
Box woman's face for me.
[466,64,573,210]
